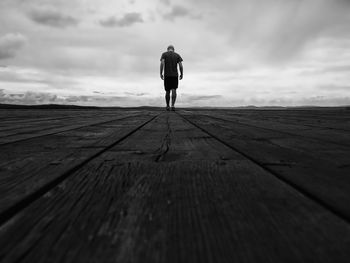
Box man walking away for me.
[160,45,183,111]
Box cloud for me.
[0,33,27,60]
[0,66,80,90]
[0,90,58,104]
[0,89,140,106]
[183,94,222,101]
[1,0,350,107]
[124,92,148,96]
[318,84,350,91]
[299,64,350,76]
[159,0,171,6]
[99,13,143,27]
[296,96,350,107]
[317,65,350,74]
[28,8,79,28]
[325,65,350,73]
[163,5,200,21]
[217,0,350,63]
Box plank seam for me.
[197,113,350,149]
[177,112,350,225]
[0,113,161,227]
[0,113,148,147]
[155,114,171,162]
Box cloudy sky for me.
[0,0,350,107]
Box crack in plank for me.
[155,115,172,162]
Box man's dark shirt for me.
[160,51,183,77]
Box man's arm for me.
[179,62,183,80]
[160,59,165,80]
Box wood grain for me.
[0,111,158,221]
[0,110,349,263]
[179,110,350,221]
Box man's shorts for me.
[164,76,178,91]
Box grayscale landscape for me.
[1,0,350,262]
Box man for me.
[160,45,183,111]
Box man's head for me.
[167,45,175,52]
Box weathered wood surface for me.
[0,108,349,263]
[180,110,350,220]
[0,110,145,145]
[0,110,158,220]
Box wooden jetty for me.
[0,107,349,262]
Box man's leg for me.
[171,89,177,107]
[165,90,170,107]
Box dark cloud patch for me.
[60,94,139,106]
[0,69,44,84]
[0,33,27,60]
[124,92,148,96]
[325,65,350,73]
[65,95,89,103]
[316,65,350,74]
[183,94,222,101]
[28,9,79,28]
[99,13,143,27]
[0,67,79,89]
[163,5,201,21]
[190,0,350,64]
[0,91,58,105]
[0,90,140,106]
[296,96,350,107]
[159,0,171,6]
[59,94,127,104]
[300,64,350,75]
[238,96,350,107]
[318,84,350,91]
[9,93,24,98]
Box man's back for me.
[160,51,183,77]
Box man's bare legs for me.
[165,90,170,109]
[165,89,177,111]
[171,89,177,109]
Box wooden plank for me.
[250,114,350,132]
[0,112,349,262]
[0,112,146,145]
[221,109,350,131]
[188,112,350,167]
[0,113,115,133]
[0,118,89,138]
[0,109,139,129]
[0,112,158,219]
[179,110,350,221]
[196,110,350,147]
[0,110,85,124]
[189,111,350,167]
[0,116,76,131]
[0,109,122,136]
